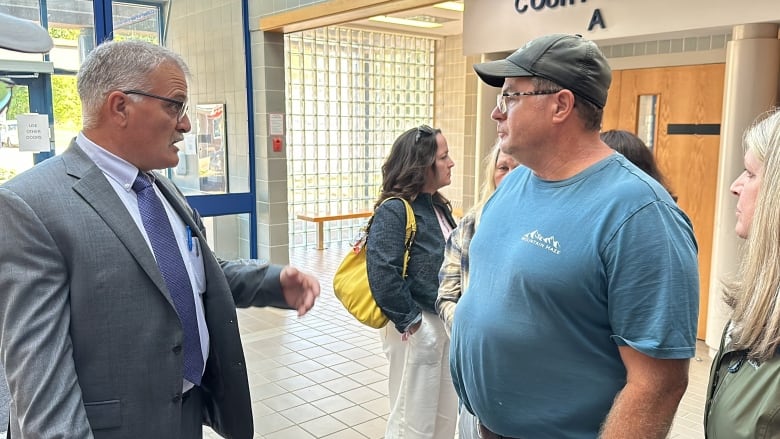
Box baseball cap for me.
[473,34,611,109]
[0,12,54,54]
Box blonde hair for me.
[478,142,503,204]
[728,108,780,362]
[476,140,518,206]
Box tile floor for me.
[204,246,714,439]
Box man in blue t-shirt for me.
[450,34,699,439]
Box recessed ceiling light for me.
[368,15,444,29]
[434,1,464,12]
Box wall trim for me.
[259,0,442,34]
[608,49,726,70]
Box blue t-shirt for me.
[450,154,699,438]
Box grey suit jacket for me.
[0,141,289,438]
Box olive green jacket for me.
[705,322,780,439]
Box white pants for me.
[381,311,458,439]
[457,408,480,439]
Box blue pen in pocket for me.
[186,225,193,251]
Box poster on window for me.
[195,104,227,193]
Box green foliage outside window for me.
[49,28,81,40]
[6,87,29,120]
[4,28,156,139]
[6,28,83,132]
[52,75,82,130]
[6,78,81,130]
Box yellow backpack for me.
[332,197,416,328]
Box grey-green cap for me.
[473,34,611,109]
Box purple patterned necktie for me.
[132,173,203,385]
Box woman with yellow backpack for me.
[366,125,458,439]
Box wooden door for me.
[602,64,725,340]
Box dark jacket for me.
[366,193,456,333]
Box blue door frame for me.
[27,0,259,258]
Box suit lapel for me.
[154,176,202,241]
[154,177,224,298]
[63,141,172,301]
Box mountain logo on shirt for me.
[521,230,561,255]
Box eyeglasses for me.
[496,89,561,114]
[415,124,434,143]
[122,89,189,122]
[0,78,15,115]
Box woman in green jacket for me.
[706,108,780,438]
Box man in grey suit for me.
[0,39,320,438]
[0,11,56,439]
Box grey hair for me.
[531,77,603,131]
[76,40,189,129]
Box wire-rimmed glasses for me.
[496,89,561,114]
[122,89,189,122]
[415,124,435,143]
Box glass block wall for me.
[285,27,436,249]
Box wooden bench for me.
[296,211,373,250]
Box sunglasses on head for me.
[415,124,434,143]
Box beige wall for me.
[247,1,335,263]
[435,35,466,207]
[464,0,780,55]
[435,34,484,214]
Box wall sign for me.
[464,0,780,56]
[514,0,605,31]
[17,113,50,152]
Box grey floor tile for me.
[291,384,336,403]
[261,392,307,412]
[352,417,388,439]
[310,394,356,414]
[254,412,294,436]
[330,405,379,427]
[341,386,384,405]
[287,359,326,374]
[320,428,369,439]
[299,414,349,437]
[305,367,343,383]
[251,400,276,418]
[361,396,390,417]
[329,360,368,375]
[275,375,317,392]
[278,403,327,424]
[320,376,362,393]
[265,425,316,439]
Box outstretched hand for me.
[279,265,320,316]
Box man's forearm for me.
[599,381,685,439]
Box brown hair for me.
[601,129,676,200]
[375,125,449,209]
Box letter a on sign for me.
[588,9,606,31]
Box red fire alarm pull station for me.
[272,137,283,152]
